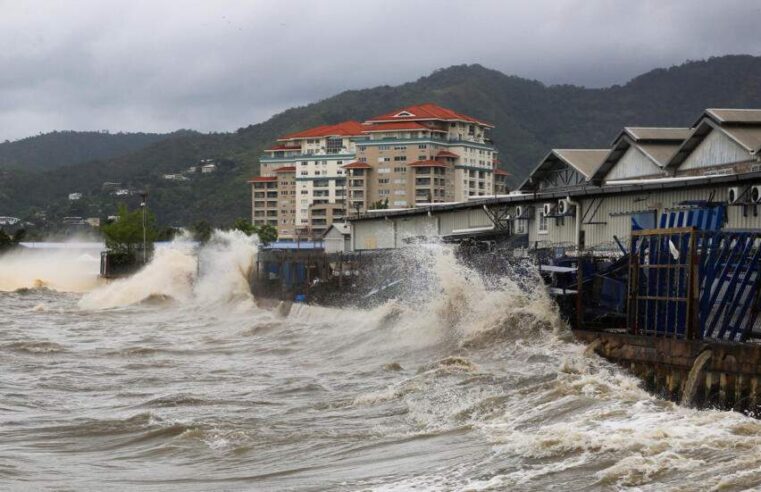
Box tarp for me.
[659,205,725,231]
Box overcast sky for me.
[1,0,760,141]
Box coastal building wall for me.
[678,129,750,172]
[604,146,662,181]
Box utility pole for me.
[140,191,147,264]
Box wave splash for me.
[0,246,101,293]
[78,230,258,310]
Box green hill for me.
[0,130,185,172]
[4,54,761,227]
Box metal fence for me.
[627,227,761,341]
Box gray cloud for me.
[1,0,760,141]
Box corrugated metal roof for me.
[552,149,609,178]
[721,126,761,152]
[625,127,691,141]
[706,108,761,124]
[637,142,681,166]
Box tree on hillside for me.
[100,204,157,254]
[231,217,278,245]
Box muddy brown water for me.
[2,234,761,491]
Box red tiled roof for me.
[248,176,277,183]
[265,144,301,152]
[436,150,459,158]
[361,121,446,132]
[365,103,493,127]
[341,161,372,169]
[278,120,365,140]
[408,160,449,168]
[494,168,510,176]
[274,166,296,173]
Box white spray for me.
[78,230,259,310]
[0,244,102,293]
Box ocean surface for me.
[2,232,761,491]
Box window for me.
[300,171,308,176]
[378,145,390,151]
[378,157,390,162]
[393,156,407,161]
[301,190,308,195]
[378,189,390,196]
[418,155,426,160]
[378,178,390,184]
[378,167,391,174]
[326,137,342,154]
[393,200,407,206]
[418,144,427,149]
[393,167,407,173]
[394,190,405,195]
[537,208,548,234]
[515,220,526,234]
[393,145,407,150]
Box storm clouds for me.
[1,0,760,141]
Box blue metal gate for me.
[629,228,761,341]
[628,227,697,338]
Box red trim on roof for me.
[248,176,277,183]
[366,103,493,127]
[409,160,449,168]
[361,121,445,132]
[494,168,510,176]
[341,161,372,169]
[274,166,296,173]
[278,120,364,140]
[265,144,301,151]
[436,150,459,158]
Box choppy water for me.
[3,232,761,491]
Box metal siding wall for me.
[353,220,395,250]
[395,216,439,247]
[680,130,750,170]
[354,184,761,251]
[468,208,491,228]
[605,147,662,181]
[439,210,471,235]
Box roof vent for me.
[393,111,415,118]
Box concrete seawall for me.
[576,330,761,414]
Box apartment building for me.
[251,121,364,239]
[250,104,505,239]
[346,104,500,210]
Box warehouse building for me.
[348,108,761,252]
